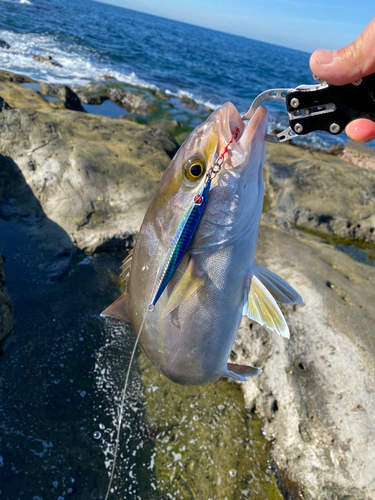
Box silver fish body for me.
[102,102,302,385]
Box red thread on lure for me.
[220,126,240,160]
[206,126,240,181]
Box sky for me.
[94,0,373,53]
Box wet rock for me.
[0,39,11,50]
[0,254,13,342]
[139,351,283,500]
[70,82,109,105]
[150,88,170,101]
[107,87,158,115]
[39,82,84,111]
[32,55,63,67]
[99,74,117,82]
[179,94,199,109]
[147,118,181,133]
[234,218,375,499]
[264,142,375,242]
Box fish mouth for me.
[222,102,268,155]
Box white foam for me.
[19,0,32,4]
[0,29,160,89]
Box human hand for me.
[310,17,375,143]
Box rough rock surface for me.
[71,82,109,105]
[0,69,34,84]
[231,217,375,499]
[340,140,375,171]
[106,87,158,115]
[0,81,178,253]
[39,82,84,112]
[264,142,375,242]
[0,254,13,342]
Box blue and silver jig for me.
[148,126,240,311]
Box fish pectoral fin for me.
[226,362,262,382]
[101,293,131,323]
[243,275,290,338]
[161,257,206,319]
[253,263,303,305]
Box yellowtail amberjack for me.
[102,103,302,385]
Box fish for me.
[102,102,303,386]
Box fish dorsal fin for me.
[243,275,290,338]
[226,363,262,382]
[253,263,303,305]
[161,257,206,319]
[120,249,133,282]
[101,293,131,323]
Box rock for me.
[0,95,178,253]
[179,94,198,110]
[264,142,375,242]
[232,217,375,499]
[99,75,117,82]
[0,254,13,342]
[326,144,344,156]
[150,89,170,101]
[0,96,11,111]
[39,82,84,111]
[32,55,63,68]
[339,140,375,170]
[147,118,181,133]
[0,39,11,50]
[0,69,34,84]
[107,87,158,116]
[70,82,109,105]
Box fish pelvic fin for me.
[243,275,290,338]
[226,362,262,382]
[161,257,206,319]
[253,263,303,305]
[101,293,131,323]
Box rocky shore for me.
[1,70,375,499]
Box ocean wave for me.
[19,0,32,4]
[0,27,219,111]
[0,29,160,89]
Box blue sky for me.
[94,0,373,53]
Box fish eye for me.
[184,158,206,182]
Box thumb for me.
[310,17,375,85]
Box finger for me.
[346,119,375,143]
[310,17,375,85]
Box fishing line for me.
[104,284,156,500]
[104,125,239,499]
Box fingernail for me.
[315,49,334,65]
